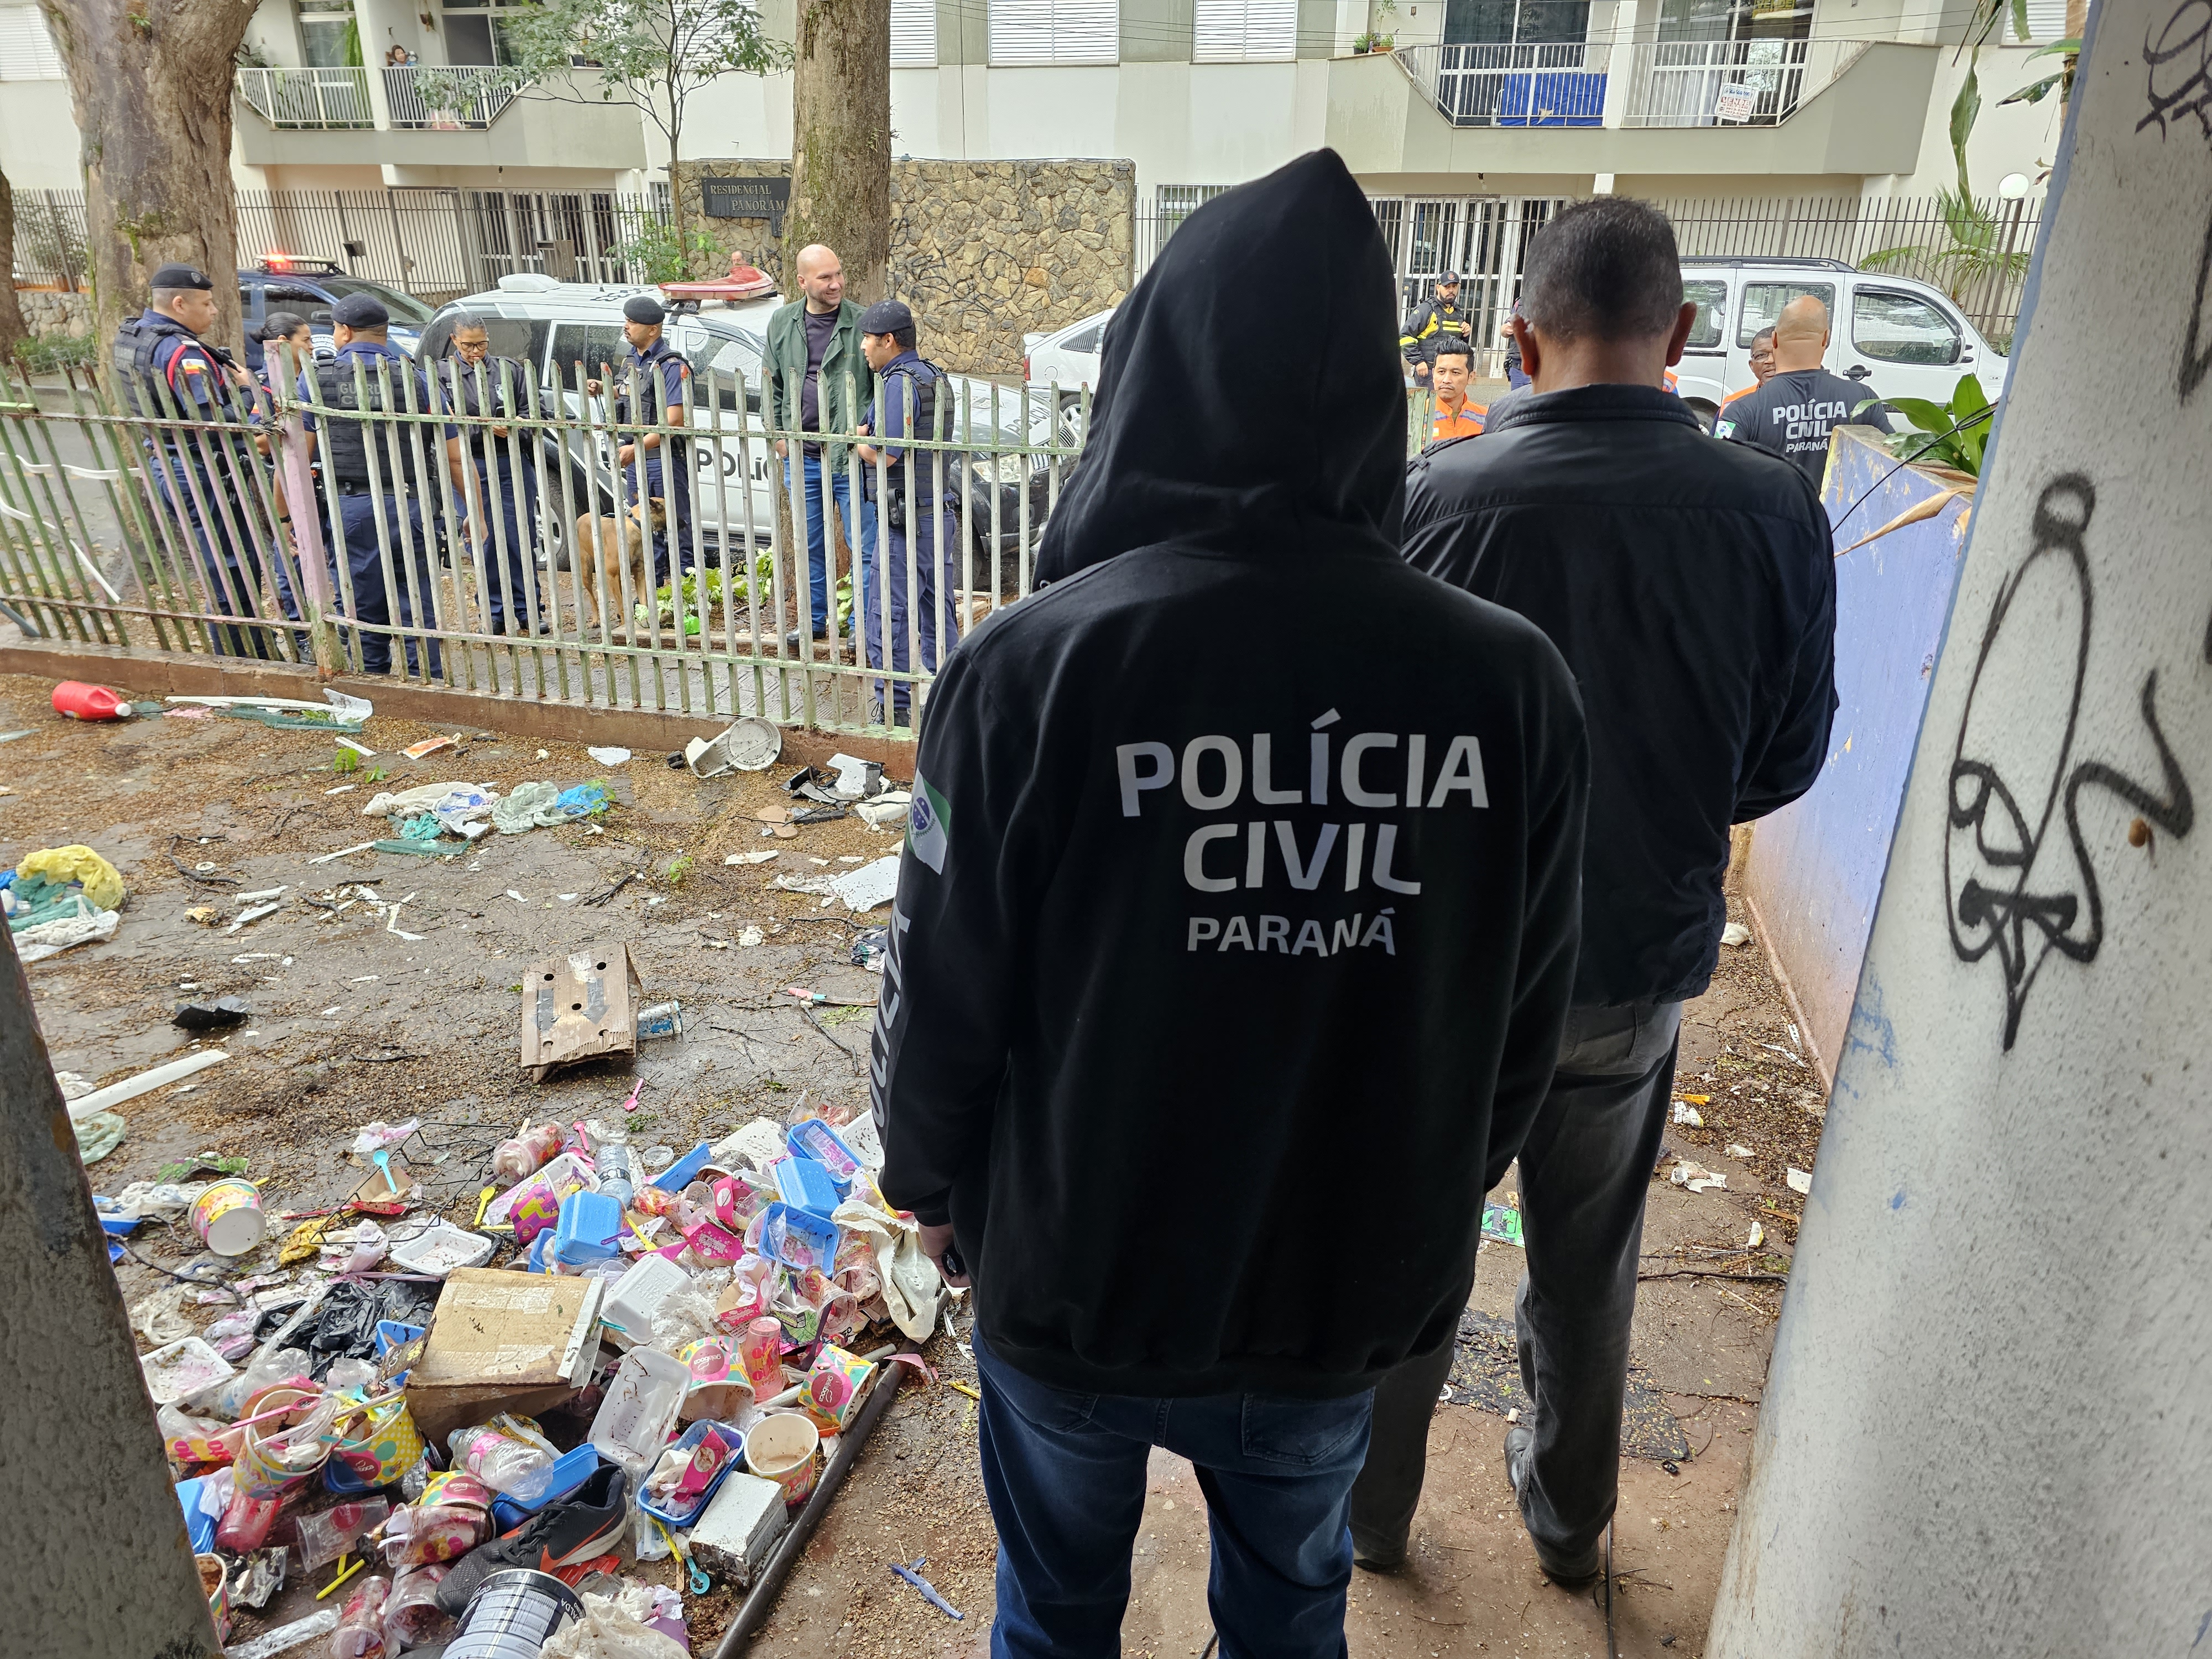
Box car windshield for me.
[318,276,436,327]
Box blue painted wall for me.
[1744,427,1972,1080]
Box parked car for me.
[1024,307,1112,400]
[418,275,1076,585]
[238,258,432,372]
[1672,257,2010,428]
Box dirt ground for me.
[0,671,1824,1658]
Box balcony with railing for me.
[382,65,518,129]
[1394,36,1871,130]
[234,66,373,129]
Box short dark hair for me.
[886,324,916,351]
[259,310,310,342]
[1751,325,1776,347]
[1430,335,1474,366]
[1519,199,1684,343]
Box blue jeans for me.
[859,492,959,726]
[786,452,874,634]
[153,449,300,660]
[975,1332,1373,1659]
[461,455,538,635]
[333,489,441,677]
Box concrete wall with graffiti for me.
[1709,0,2212,1646]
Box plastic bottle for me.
[597,1138,636,1211]
[50,681,133,720]
[331,1573,391,1659]
[446,1424,555,1498]
[491,1121,564,1184]
[215,1485,284,1553]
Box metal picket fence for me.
[0,354,1087,739]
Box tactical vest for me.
[315,354,425,490]
[439,357,521,461]
[111,312,237,427]
[867,358,947,505]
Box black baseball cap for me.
[623,294,667,325]
[859,299,914,336]
[1438,271,1462,285]
[331,293,390,328]
[150,263,212,291]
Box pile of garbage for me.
[4,842,126,963]
[146,1103,942,1656]
[351,780,612,855]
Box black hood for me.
[1035,149,1406,582]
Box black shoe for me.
[782,625,831,648]
[434,1462,629,1616]
[1351,1536,1406,1573]
[1504,1425,1603,1589]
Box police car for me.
[418,275,1073,579]
[1671,257,2010,427]
[237,257,431,373]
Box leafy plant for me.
[366,764,389,784]
[1866,372,1994,477]
[612,220,722,285]
[1997,36,2080,111]
[9,333,98,374]
[1353,31,1374,50]
[333,747,361,774]
[666,854,694,887]
[1863,188,2032,309]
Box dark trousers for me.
[462,455,538,634]
[626,453,689,587]
[333,489,440,676]
[1349,999,1682,1567]
[974,1332,1372,1659]
[859,493,958,724]
[154,452,299,660]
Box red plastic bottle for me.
[215,1486,284,1552]
[50,681,132,720]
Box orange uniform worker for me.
[1426,336,1486,443]
[1721,326,1777,406]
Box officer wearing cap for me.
[1399,272,1471,384]
[112,262,298,658]
[852,298,956,727]
[300,290,460,676]
[435,310,542,637]
[582,292,692,587]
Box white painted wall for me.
[1707,0,2212,1645]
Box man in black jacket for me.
[873,150,1589,1659]
[1389,198,1836,1588]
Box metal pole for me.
[711,1349,915,1656]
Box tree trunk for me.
[39,0,254,362]
[783,0,891,304]
[0,169,27,359]
[2061,0,2085,122]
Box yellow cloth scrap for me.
[279,1214,338,1266]
[17,844,126,910]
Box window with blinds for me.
[892,0,938,66]
[0,6,65,79]
[1193,0,1296,60]
[989,0,1119,65]
[2019,0,2067,39]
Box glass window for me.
[1683,279,1728,349]
[676,326,765,414]
[1739,279,1833,346]
[1851,288,1961,366]
[550,323,630,391]
[1062,321,1105,355]
[316,276,436,326]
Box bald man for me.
[766,243,874,645]
[1714,296,1891,484]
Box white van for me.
[1673,257,2008,426]
[420,275,1072,573]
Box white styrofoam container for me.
[388,1220,497,1279]
[688,1470,790,1587]
[601,1254,690,1345]
[587,1347,689,1476]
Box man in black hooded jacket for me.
[1387,197,1835,1589]
[871,150,1590,1658]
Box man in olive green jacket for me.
[765,244,873,642]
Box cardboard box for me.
[688,1471,790,1587]
[521,943,642,1082]
[404,1268,604,1442]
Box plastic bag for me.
[539,1590,688,1659]
[208,1347,313,1422]
[16,843,125,909]
[298,1497,390,1572]
[832,1197,946,1340]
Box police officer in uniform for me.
[436,311,542,636]
[113,262,297,658]
[585,293,692,586]
[853,299,956,728]
[301,292,457,676]
[1399,271,1471,385]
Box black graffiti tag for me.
[2142,0,2212,140]
[1944,477,2195,1051]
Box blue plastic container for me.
[785,1120,863,1192]
[774,1155,843,1219]
[552,1190,624,1265]
[651,1140,713,1193]
[759,1202,840,1272]
[489,1444,603,1532]
[637,1421,748,1530]
[176,1477,216,1553]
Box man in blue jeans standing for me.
[871,151,1588,1659]
[764,243,872,648]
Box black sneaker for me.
[434,1462,629,1616]
[1504,1425,1603,1589]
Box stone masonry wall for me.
[672,159,1135,377]
[17,290,90,338]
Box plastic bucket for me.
[190,1180,267,1256]
[744,1412,821,1511]
[447,1568,583,1658]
